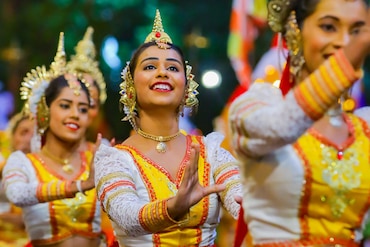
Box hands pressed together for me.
[82,133,102,192]
[166,143,226,221]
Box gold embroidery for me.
[320,142,361,217]
[213,161,238,177]
[96,172,133,191]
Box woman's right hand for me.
[84,133,102,191]
[166,143,226,220]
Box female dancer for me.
[229,0,370,246]
[2,32,102,247]
[94,10,242,247]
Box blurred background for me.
[0,0,369,142]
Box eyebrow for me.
[140,57,182,65]
[319,16,366,27]
[59,99,89,106]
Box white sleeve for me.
[94,144,149,237]
[2,151,39,207]
[228,83,313,159]
[354,106,370,125]
[205,132,241,219]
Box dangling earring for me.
[183,63,199,115]
[178,63,199,117]
[119,63,138,130]
[340,89,356,113]
[36,96,50,135]
[284,10,305,80]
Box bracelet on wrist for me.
[76,180,87,195]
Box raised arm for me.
[229,50,361,159]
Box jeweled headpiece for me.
[119,9,199,130]
[144,9,172,45]
[267,0,293,33]
[67,26,107,104]
[20,32,76,151]
[267,0,305,94]
[20,32,67,118]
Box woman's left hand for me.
[166,143,226,220]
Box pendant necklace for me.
[326,106,343,127]
[41,147,74,174]
[137,128,180,153]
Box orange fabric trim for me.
[254,237,359,247]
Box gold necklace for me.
[137,128,180,153]
[41,147,74,174]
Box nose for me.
[156,65,168,78]
[333,31,351,49]
[70,105,80,119]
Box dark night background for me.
[0,0,369,141]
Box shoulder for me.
[204,131,225,144]
[3,151,33,173]
[95,143,133,164]
[6,150,29,163]
[354,106,370,126]
[229,82,283,114]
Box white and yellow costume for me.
[95,133,241,247]
[1,31,102,245]
[229,50,370,246]
[2,150,101,245]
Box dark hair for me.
[128,41,187,80]
[10,114,31,135]
[298,0,368,26]
[44,75,90,107]
[285,0,369,30]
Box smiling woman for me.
[1,32,103,247]
[229,0,370,245]
[93,9,242,247]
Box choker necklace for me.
[41,147,74,174]
[137,128,180,153]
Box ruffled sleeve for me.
[228,50,361,160]
[95,144,180,236]
[204,132,241,219]
[355,107,370,126]
[2,151,39,206]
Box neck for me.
[138,113,180,136]
[43,133,80,156]
[325,103,344,127]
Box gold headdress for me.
[67,26,107,104]
[144,9,172,45]
[267,0,304,79]
[119,9,199,129]
[20,32,70,151]
[267,0,293,33]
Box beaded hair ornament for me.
[20,32,79,152]
[67,26,107,104]
[119,9,199,130]
[267,0,306,94]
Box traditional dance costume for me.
[2,150,101,245]
[229,51,370,246]
[95,132,241,247]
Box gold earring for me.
[119,63,137,129]
[184,63,199,115]
[36,96,50,135]
[341,90,356,113]
[284,10,305,78]
[267,0,292,33]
